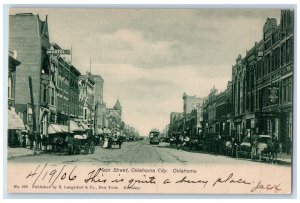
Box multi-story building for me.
[169,112,184,137]
[202,87,218,135]
[48,43,81,126]
[230,9,294,152]
[91,74,106,132]
[79,73,95,128]
[8,49,25,146]
[182,93,205,133]
[183,93,204,115]
[202,82,232,138]
[107,99,122,131]
[255,10,293,152]
[9,13,51,139]
[8,49,21,108]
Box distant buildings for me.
[79,73,95,127]
[91,74,106,131]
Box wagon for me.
[67,133,95,155]
[103,134,122,149]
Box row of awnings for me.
[7,107,93,134]
[48,121,91,134]
[7,108,98,136]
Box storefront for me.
[8,107,26,146]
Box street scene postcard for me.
[6,7,294,195]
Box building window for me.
[282,77,292,104]
[51,88,55,105]
[286,38,293,63]
[43,86,47,103]
[84,108,87,120]
[28,114,32,123]
[281,42,286,66]
[8,75,12,98]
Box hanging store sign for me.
[269,86,279,104]
[46,49,71,55]
[257,51,264,57]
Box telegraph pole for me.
[28,76,37,149]
[68,46,72,133]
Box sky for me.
[9,8,281,136]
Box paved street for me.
[8,139,290,168]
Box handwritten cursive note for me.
[8,163,287,194]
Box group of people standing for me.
[170,131,286,164]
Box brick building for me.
[48,43,81,126]
[9,13,51,138]
[91,74,106,132]
[8,49,25,146]
[79,72,95,128]
[168,112,184,137]
[202,10,294,153]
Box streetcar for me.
[149,129,160,145]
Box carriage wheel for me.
[90,142,95,154]
[83,143,89,155]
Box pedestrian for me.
[273,137,280,164]
[176,134,182,150]
[29,132,34,150]
[21,132,27,148]
[267,138,274,163]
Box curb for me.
[276,159,292,165]
[7,150,44,160]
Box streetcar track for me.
[152,146,164,164]
[165,150,187,165]
[117,141,143,163]
[129,145,142,164]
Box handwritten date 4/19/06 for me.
[26,164,77,187]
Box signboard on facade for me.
[257,51,264,57]
[46,49,71,55]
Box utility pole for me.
[94,101,98,135]
[68,46,72,133]
[28,76,37,149]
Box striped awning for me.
[70,120,84,131]
[48,124,69,134]
[8,108,25,130]
[78,122,90,130]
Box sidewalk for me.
[276,152,292,165]
[7,147,44,160]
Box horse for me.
[224,140,232,156]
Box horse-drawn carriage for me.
[46,124,96,155]
[101,127,124,149]
[67,133,95,155]
[103,133,123,149]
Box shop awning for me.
[60,125,69,132]
[78,122,90,130]
[48,124,70,134]
[70,120,84,131]
[8,108,25,130]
